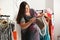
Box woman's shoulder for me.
[20,17,25,22]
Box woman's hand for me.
[20,17,36,29]
[30,17,36,23]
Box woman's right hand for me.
[30,17,36,23]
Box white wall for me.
[25,0,45,10]
[15,0,45,10]
[45,0,54,12]
[54,0,60,40]
[0,0,15,20]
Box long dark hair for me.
[16,1,28,24]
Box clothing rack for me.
[0,15,10,17]
[0,15,14,40]
[36,10,43,13]
[36,10,54,15]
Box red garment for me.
[47,13,52,39]
[12,31,17,40]
[46,13,54,40]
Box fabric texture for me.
[40,25,50,40]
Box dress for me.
[40,25,50,40]
[21,16,40,40]
[39,16,50,40]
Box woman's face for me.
[25,5,30,13]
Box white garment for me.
[14,21,21,40]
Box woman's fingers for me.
[30,17,36,22]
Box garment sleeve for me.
[20,17,25,23]
[30,9,37,17]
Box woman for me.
[16,1,40,40]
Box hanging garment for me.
[46,13,54,40]
[0,18,14,40]
[40,26,50,40]
[36,16,50,40]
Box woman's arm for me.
[44,13,51,20]
[20,17,36,29]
